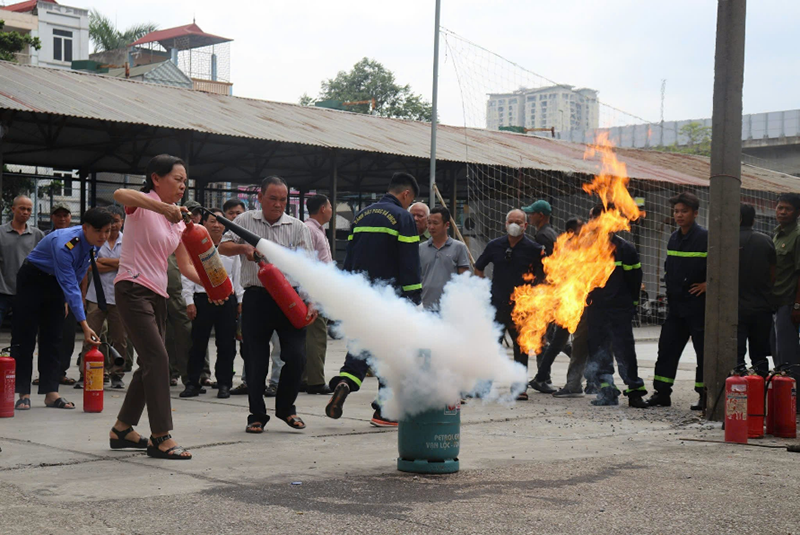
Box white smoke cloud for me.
[254,240,527,420]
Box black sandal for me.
[45,397,75,409]
[280,415,306,430]
[15,398,31,410]
[110,427,148,450]
[146,434,192,460]
[246,414,269,434]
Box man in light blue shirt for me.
[12,208,112,410]
[419,206,471,310]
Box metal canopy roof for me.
[0,61,796,194]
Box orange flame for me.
[511,133,641,354]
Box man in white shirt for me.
[303,194,333,394]
[180,208,244,399]
[80,206,127,388]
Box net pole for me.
[429,0,441,207]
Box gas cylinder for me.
[724,374,748,444]
[83,347,105,413]
[0,354,15,418]
[181,216,233,302]
[257,258,314,329]
[398,402,461,474]
[744,374,765,439]
[772,374,797,438]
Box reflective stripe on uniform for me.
[398,234,420,243]
[340,372,362,387]
[695,382,704,388]
[347,226,420,243]
[600,382,611,388]
[623,262,641,271]
[667,250,707,258]
[625,385,647,394]
[402,283,422,292]
[654,375,675,384]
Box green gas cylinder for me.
[397,402,460,474]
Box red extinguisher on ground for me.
[745,373,765,439]
[256,254,314,329]
[0,347,15,418]
[83,346,105,413]
[724,372,748,444]
[181,213,233,301]
[771,372,797,438]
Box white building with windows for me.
[1,0,89,68]
[487,85,599,133]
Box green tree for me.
[89,9,158,53]
[0,20,41,62]
[652,121,712,157]
[302,58,433,122]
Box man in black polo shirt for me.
[738,203,775,376]
[475,209,545,400]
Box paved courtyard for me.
[1,334,798,534]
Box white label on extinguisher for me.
[84,362,104,392]
[726,392,747,421]
[198,245,228,287]
[4,374,14,401]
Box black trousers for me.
[534,325,570,383]
[242,287,306,423]
[654,305,705,395]
[330,352,387,413]
[585,306,646,396]
[187,294,238,389]
[495,308,527,370]
[737,309,771,375]
[11,262,66,395]
[59,308,77,377]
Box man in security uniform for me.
[325,172,422,427]
[648,192,708,410]
[12,207,112,410]
[584,204,647,408]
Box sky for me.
[67,0,799,128]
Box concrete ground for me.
[1,329,799,534]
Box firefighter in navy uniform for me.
[584,204,648,408]
[11,207,113,410]
[325,172,422,427]
[647,192,708,410]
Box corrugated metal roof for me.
[0,61,796,193]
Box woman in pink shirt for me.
[108,154,224,460]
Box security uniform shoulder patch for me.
[65,236,80,250]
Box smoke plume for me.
[254,240,527,420]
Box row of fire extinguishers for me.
[0,207,312,417]
[723,364,797,444]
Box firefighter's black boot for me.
[646,391,672,407]
[690,391,707,411]
[628,392,648,409]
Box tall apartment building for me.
[487,85,599,133]
[1,0,89,68]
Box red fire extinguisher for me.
[83,346,105,413]
[772,373,796,439]
[724,373,748,444]
[766,377,775,436]
[0,349,15,418]
[745,373,765,439]
[256,255,314,329]
[181,214,233,302]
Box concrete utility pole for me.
[429,0,441,207]
[704,0,746,421]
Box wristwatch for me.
[793,303,800,311]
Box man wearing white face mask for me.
[475,209,545,400]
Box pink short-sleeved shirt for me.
[114,190,185,297]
